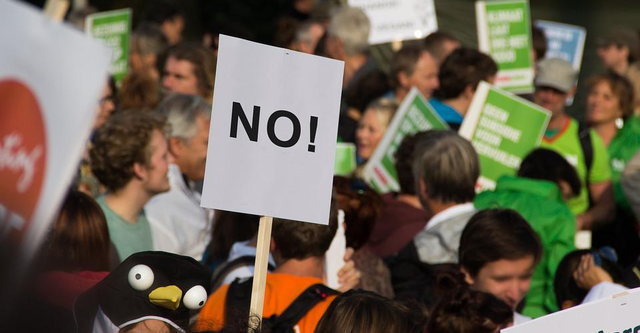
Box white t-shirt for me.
[221,240,276,286]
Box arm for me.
[577,181,615,230]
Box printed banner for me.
[85,8,131,84]
[476,0,534,93]
[364,87,449,193]
[459,81,550,190]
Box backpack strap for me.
[223,277,339,333]
[211,255,275,291]
[267,284,339,332]
[578,122,593,178]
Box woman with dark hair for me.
[314,289,425,333]
[427,273,513,333]
[333,176,393,298]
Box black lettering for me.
[267,111,301,148]
[230,102,260,141]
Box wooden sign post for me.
[248,216,273,330]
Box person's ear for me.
[398,71,411,89]
[561,300,575,310]
[461,266,474,285]
[567,86,577,99]
[558,180,574,200]
[168,137,185,158]
[463,84,476,100]
[132,161,147,181]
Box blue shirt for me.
[429,98,463,126]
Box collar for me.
[425,202,475,230]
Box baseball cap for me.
[535,58,577,93]
[597,27,640,61]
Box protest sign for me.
[334,143,357,176]
[348,0,438,45]
[201,35,343,225]
[363,87,448,193]
[502,287,640,333]
[0,0,111,261]
[459,81,550,190]
[85,9,131,84]
[201,34,343,329]
[535,20,586,105]
[476,0,534,93]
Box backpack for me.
[578,122,593,182]
[210,255,276,291]
[224,277,339,333]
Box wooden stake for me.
[248,216,273,331]
[43,0,70,22]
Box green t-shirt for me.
[540,118,612,215]
[475,176,576,317]
[608,116,640,211]
[97,196,154,262]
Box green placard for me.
[85,9,131,84]
[460,81,550,190]
[476,0,534,93]
[334,143,357,176]
[364,88,449,193]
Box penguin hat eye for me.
[183,285,208,310]
[128,264,155,291]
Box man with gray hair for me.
[405,130,480,264]
[324,6,389,143]
[145,93,214,260]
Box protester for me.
[195,202,354,333]
[145,93,214,261]
[355,98,398,163]
[324,6,388,143]
[459,209,543,325]
[130,22,169,80]
[621,150,640,222]
[427,274,514,333]
[162,43,216,103]
[291,20,325,54]
[314,289,424,333]
[90,111,172,261]
[388,44,440,103]
[118,72,162,110]
[367,132,430,259]
[404,130,479,264]
[533,57,615,230]
[531,25,547,64]
[597,27,640,114]
[203,211,260,272]
[423,31,461,65]
[430,48,498,129]
[141,0,185,46]
[333,176,393,298]
[474,148,580,317]
[584,72,640,264]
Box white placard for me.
[348,0,438,45]
[502,287,640,333]
[201,35,344,225]
[0,0,111,258]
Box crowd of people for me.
[9,0,640,332]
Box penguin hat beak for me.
[148,285,183,310]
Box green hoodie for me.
[474,176,576,318]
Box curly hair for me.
[90,111,169,192]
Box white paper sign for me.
[502,287,640,333]
[348,0,438,45]
[201,35,344,225]
[0,0,112,258]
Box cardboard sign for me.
[201,35,344,225]
[502,287,640,333]
[364,88,449,193]
[348,0,438,45]
[459,82,550,190]
[85,9,131,84]
[476,0,534,93]
[535,20,586,106]
[0,0,111,257]
[334,143,357,176]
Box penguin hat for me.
[75,251,211,332]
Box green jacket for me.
[474,176,576,318]
[609,116,640,212]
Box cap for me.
[535,58,577,93]
[597,27,640,61]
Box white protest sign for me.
[502,287,640,333]
[201,35,344,225]
[348,0,438,45]
[0,0,111,258]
